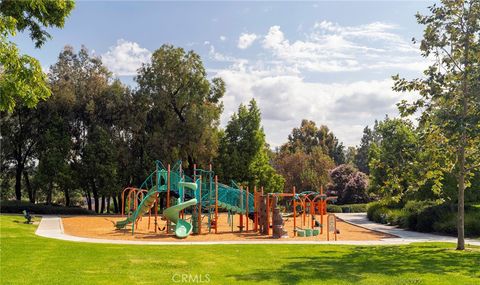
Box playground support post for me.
[320,185,324,234]
[302,199,306,227]
[254,186,258,232]
[239,186,244,232]
[134,190,139,214]
[148,203,151,230]
[209,164,213,233]
[154,196,158,233]
[166,164,171,233]
[181,175,185,219]
[215,178,219,234]
[246,186,249,232]
[121,188,127,216]
[198,175,202,235]
[311,199,315,229]
[266,191,270,236]
[121,187,136,217]
[293,186,296,236]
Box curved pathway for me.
[336,213,480,246]
[35,215,480,246]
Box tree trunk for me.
[85,191,92,210]
[118,193,123,214]
[187,154,195,177]
[91,180,99,213]
[46,181,53,205]
[100,195,106,213]
[456,17,471,250]
[14,164,24,200]
[106,196,111,214]
[457,161,465,250]
[457,71,468,251]
[24,171,34,203]
[93,193,99,213]
[112,195,119,213]
[64,189,70,207]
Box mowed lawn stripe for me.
[1,215,479,285]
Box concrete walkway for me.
[336,213,480,246]
[35,215,480,246]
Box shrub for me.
[401,200,439,230]
[386,209,404,226]
[327,204,343,213]
[367,199,480,238]
[367,201,392,224]
[432,207,480,237]
[465,211,480,236]
[0,200,95,215]
[339,203,367,213]
[415,203,450,232]
[432,213,457,235]
[367,201,384,221]
[328,164,369,204]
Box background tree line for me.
[0,0,371,212]
[1,45,226,213]
[1,0,356,210]
[1,43,360,212]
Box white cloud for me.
[237,33,258,49]
[220,36,227,41]
[102,39,151,76]
[210,21,427,146]
[209,21,428,146]
[261,22,427,73]
[207,44,248,67]
[213,64,417,147]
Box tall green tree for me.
[48,46,123,211]
[0,107,40,200]
[217,99,284,192]
[273,151,310,192]
[136,45,224,173]
[354,123,380,174]
[345,146,357,165]
[34,115,72,205]
[368,118,418,200]
[79,126,117,213]
[284,119,345,164]
[393,0,480,250]
[0,0,74,112]
[300,147,336,192]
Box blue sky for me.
[15,1,435,147]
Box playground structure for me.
[116,160,337,239]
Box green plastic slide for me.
[163,198,198,238]
[115,186,157,230]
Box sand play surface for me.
[62,213,394,242]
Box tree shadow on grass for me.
[228,244,480,284]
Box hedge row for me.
[1,200,95,215]
[327,203,367,213]
[367,200,480,237]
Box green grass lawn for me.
[1,215,479,285]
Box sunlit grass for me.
[1,215,479,285]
